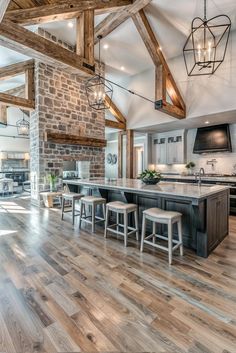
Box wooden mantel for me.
[45,132,107,148]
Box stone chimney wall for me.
[30,62,105,204]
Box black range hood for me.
[193,124,232,154]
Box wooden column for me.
[25,67,35,101]
[118,131,123,178]
[126,129,134,179]
[0,105,7,125]
[76,10,94,67]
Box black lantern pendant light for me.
[85,35,113,110]
[183,0,231,76]
[16,113,30,136]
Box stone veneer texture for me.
[30,62,105,203]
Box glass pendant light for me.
[183,0,231,76]
[85,35,113,110]
[16,113,30,136]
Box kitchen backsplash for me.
[156,124,236,175]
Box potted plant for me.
[47,173,57,192]
[185,161,196,175]
[139,169,162,185]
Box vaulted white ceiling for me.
[0,0,236,131]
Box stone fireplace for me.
[30,62,105,204]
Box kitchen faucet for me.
[195,167,205,185]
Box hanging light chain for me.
[204,0,207,20]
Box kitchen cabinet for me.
[153,136,166,164]
[152,130,186,165]
[7,152,26,159]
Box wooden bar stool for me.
[79,196,106,233]
[140,208,183,265]
[61,192,84,225]
[104,201,139,247]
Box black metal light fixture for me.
[16,113,30,136]
[183,0,231,76]
[85,35,113,110]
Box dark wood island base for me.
[65,178,230,258]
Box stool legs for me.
[116,213,119,236]
[61,197,65,220]
[72,199,75,225]
[79,203,84,229]
[168,220,173,265]
[140,215,146,252]
[177,219,184,256]
[102,204,106,223]
[104,207,109,238]
[134,209,139,241]
[124,213,128,247]
[152,222,156,244]
[91,205,95,233]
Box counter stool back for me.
[104,201,139,247]
[141,208,183,265]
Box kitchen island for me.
[64,178,230,258]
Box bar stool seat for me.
[79,196,106,233]
[61,192,84,225]
[105,201,139,247]
[141,207,183,265]
[143,208,182,222]
[81,195,106,204]
[106,201,137,212]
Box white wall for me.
[0,107,30,152]
[156,124,236,175]
[108,30,236,130]
[105,136,118,178]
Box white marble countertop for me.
[162,174,236,183]
[64,178,230,200]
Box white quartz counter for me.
[64,178,230,200]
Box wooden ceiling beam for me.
[95,0,151,44]
[132,9,186,119]
[159,102,186,120]
[105,119,126,130]
[0,92,34,110]
[0,19,94,76]
[0,0,10,23]
[5,0,133,26]
[3,85,32,117]
[3,84,25,97]
[105,95,126,124]
[0,59,34,81]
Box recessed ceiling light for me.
[120,66,125,71]
[103,44,109,50]
[68,22,74,28]
[205,121,210,124]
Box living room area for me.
[0,104,30,198]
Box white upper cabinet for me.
[152,130,186,165]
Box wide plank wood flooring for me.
[0,197,236,353]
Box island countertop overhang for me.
[63,178,230,201]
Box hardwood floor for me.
[0,197,236,353]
